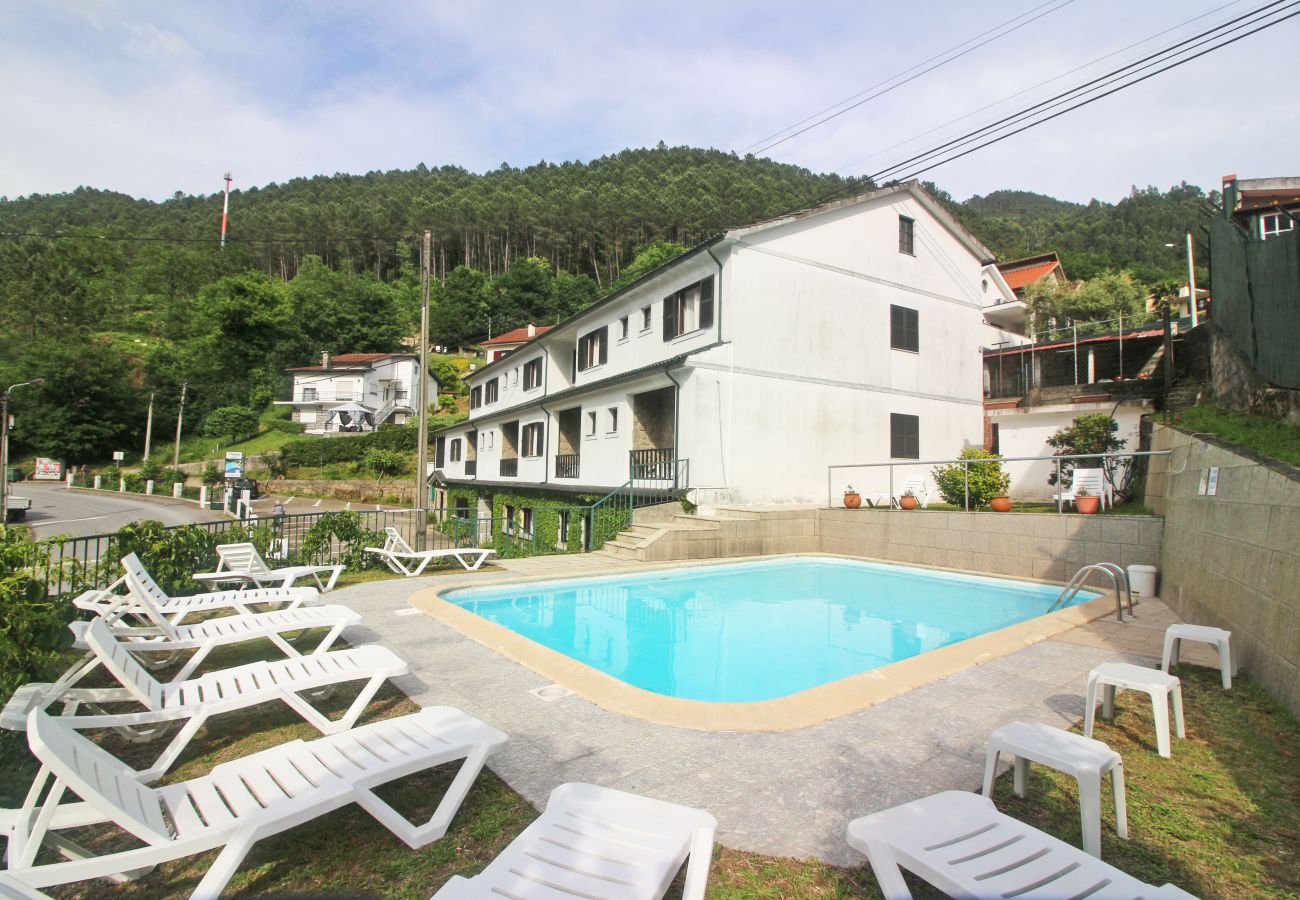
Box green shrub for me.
[0,526,76,707]
[294,512,384,570]
[1046,413,1126,486]
[360,448,406,480]
[201,461,223,485]
[264,418,307,435]
[931,448,1011,509]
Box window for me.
[1261,212,1295,239]
[586,410,597,436]
[449,438,462,463]
[484,378,499,404]
[891,413,919,459]
[607,407,619,433]
[454,497,470,518]
[480,430,493,449]
[557,510,570,549]
[577,326,608,371]
[520,508,533,538]
[503,504,514,534]
[898,215,915,255]
[890,304,919,353]
[619,316,629,340]
[509,368,518,386]
[302,387,317,401]
[523,358,542,390]
[641,305,652,331]
[663,276,714,341]
[522,422,544,457]
[469,385,482,409]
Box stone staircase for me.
[590,507,770,562]
[1163,380,1207,413]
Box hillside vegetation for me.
[0,146,1215,465]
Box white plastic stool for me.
[1162,623,1234,689]
[982,721,1127,858]
[1085,663,1185,758]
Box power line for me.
[743,0,1075,158]
[803,0,1297,209]
[737,0,1073,155]
[833,0,1250,174]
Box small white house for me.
[434,181,997,507]
[278,352,437,435]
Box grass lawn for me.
[924,498,1156,516]
[1173,403,1300,468]
[17,645,1297,898]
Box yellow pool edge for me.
[407,553,1124,732]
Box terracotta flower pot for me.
[990,496,1012,512]
[899,495,918,510]
[844,492,862,509]
[1075,495,1100,515]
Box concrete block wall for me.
[1148,424,1300,719]
[818,508,1161,583]
[640,509,819,562]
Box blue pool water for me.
[444,557,1094,703]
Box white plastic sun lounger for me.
[365,527,495,577]
[846,791,1197,900]
[4,706,508,900]
[77,553,322,626]
[1,616,409,781]
[193,542,344,592]
[0,872,50,900]
[78,575,361,682]
[432,783,717,900]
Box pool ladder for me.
[1050,563,1134,623]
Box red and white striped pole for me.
[220,172,232,249]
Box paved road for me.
[15,482,226,540]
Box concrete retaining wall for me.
[1148,424,1300,718]
[275,478,419,503]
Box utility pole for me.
[143,392,155,460]
[1,379,44,522]
[1185,231,1199,328]
[220,173,233,250]
[173,382,188,467]
[415,231,432,518]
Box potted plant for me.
[899,490,918,510]
[990,495,1012,512]
[843,485,862,509]
[1074,486,1100,515]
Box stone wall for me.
[818,508,1162,583]
[1182,324,1300,424]
[1148,423,1300,718]
[275,478,419,503]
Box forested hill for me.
[0,145,1218,464]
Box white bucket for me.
[1128,564,1158,598]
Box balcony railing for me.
[630,448,674,481]
[291,391,363,403]
[465,460,477,477]
[499,458,518,478]
[554,454,580,479]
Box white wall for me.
[991,405,1147,500]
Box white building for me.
[434,182,998,508]
[278,352,436,435]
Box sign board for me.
[224,450,245,479]
[1206,466,1219,496]
[33,458,63,481]
[112,451,125,461]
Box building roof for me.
[288,352,410,372]
[481,325,553,347]
[1233,177,1300,214]
[997,253,1065,291]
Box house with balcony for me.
[481,323,553,361]
[432,181,997,516]
[277,352,437,434]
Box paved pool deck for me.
[336,559,1215,866]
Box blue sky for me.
[2,1,1293,204]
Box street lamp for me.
[1,378,46,523]
[1164,234,1200,328]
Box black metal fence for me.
[32,507,426,596]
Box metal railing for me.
[499,458,518,478]
[292,390,363,403]
[629,448,674,481]
[554,454,580,479]
[464,459,477,476]
[827,450,1171,511]
[1050,563,1134,622]
[30,507,426,596]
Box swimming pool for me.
[442,557,1096,703]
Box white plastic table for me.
[1162,623,1234,689]
[982,721,1127,858]
[1085,663,1185,758]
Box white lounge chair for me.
[4,706,508,899]
[365,526,495,577]
[1055,466,1111,510]
[892,476,930,508]
[193,542,344,592]
[1,616,409,781]
[77,574,361,682]
[846,791,1196,900]
[0,873,49,900]
[433,783,717,900]
[76,553,322,626]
